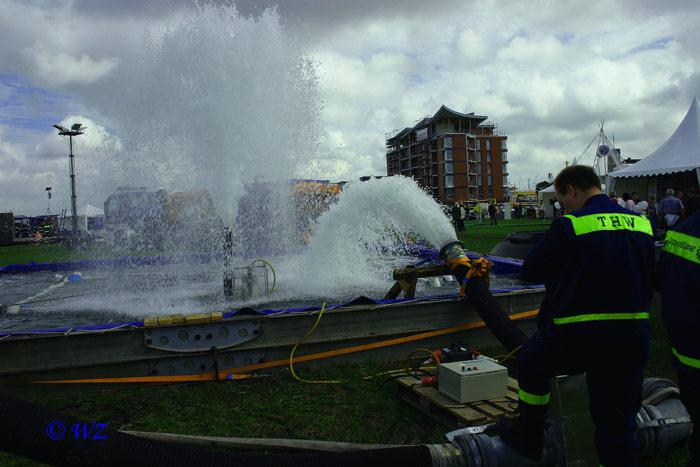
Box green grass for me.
[0,243,116,267]
[457,218,552,254]
[0,218,690,466]
[0,242,166,267]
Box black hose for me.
[439,241,530,352]
[0,393,434,467]
[463,276,529,351]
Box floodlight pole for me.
[54,123,84,239]
[46,187,52,215]
[68,135,78,234]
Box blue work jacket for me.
[521,194,654,338]
[655,211,700,368]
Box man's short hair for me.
[553,165,601,195]
[666,188,675,196]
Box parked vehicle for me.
[104,187,223,252]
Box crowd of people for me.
[449,201,504,231]
[607,187,700,234]
[449,201,551,231]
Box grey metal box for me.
[438,357,508,403]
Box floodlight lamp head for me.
[54,123,84,136]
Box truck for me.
[235,180,342,255]
[104,187,223,252]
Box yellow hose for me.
[289,303,344,384]
[498,344,522,364]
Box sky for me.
[1,0,700,216]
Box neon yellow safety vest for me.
[563,213,653,237]
[663,230,700,265]
[549,213,653,326]
[662,229,700,368]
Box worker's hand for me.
[467,257,492,280]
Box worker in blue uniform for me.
[496,165,654,466]
[654,210,700,466]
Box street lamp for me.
[45,186,52,215]
[53,123,85,237]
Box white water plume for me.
[280,176,457,298]
[88,3,322,223]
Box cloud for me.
[457,30,488,61]
[2,0,700,216]
[23,46,119,87]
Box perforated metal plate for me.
[144,320,260,352]
[148,350,265,376]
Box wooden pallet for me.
[396,371,520,429]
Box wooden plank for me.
[470,401,505,418]
[506,387,520,402]
[396,373,515,428]
[484,398,519,415]
[444,405,488,424]
[507,377,519,391]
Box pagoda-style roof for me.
[386,105,489,145]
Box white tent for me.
[610,97,700,185]
[538,185,556,218]
[78,205,104,217]
[66,205,105,233]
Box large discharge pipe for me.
[0,392,454,467]
[0,378,691,466]
[439,240,529,351]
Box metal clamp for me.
[445,423,495,441]
[636,416,692,429]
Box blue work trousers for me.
[517,329,649,467]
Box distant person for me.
[625,192,638,212]
[459,203,466,231]
[553,200,561,217]
[685,188,700,216]
[654,210,700,466]
[475,202,482,223]
[538,201,545,220]
[660,188,685,230]
[451,203,463,232]
[488,202,498,226]
[647,196,660,237]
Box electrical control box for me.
[438,357,508,404]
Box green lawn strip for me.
[0,243,166,267]
[457,220,550,255]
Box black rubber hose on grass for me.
[0,392,434,467]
